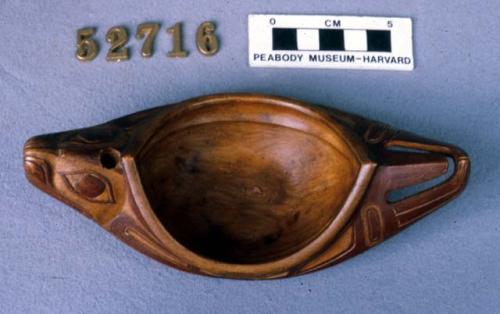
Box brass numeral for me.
[106,26,129,62]
[76,27,98,62]
[136,23,160,58]
[166,22,188,58]
[77,21,220,62]
[196,22,219,56]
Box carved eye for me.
[62,172,115,203]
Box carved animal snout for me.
[24,134,58,151]
[24,154,51,189]
[23,135,57,189]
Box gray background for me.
[1,0,499,313]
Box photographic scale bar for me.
[248,14,414,71]
[273,28,392,52]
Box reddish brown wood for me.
[23,94,470,279]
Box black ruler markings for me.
[272,28,391,52]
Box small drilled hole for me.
[100,149,119,169]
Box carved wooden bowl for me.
[23,94,469,279]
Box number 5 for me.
[75,27,98,61]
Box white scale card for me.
[248,14,414,71]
